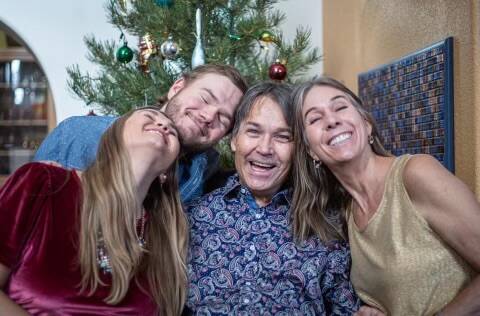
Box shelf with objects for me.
[0,30,56,183]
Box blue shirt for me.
[34,115,219,203]
[185,175,360,315]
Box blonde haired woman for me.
[0,107,188,315]
[291,77,480,315]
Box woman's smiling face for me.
[302,85,372,165]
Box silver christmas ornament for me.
[163,59,183,77]
[191,6,205,68]
[160,35,179,59]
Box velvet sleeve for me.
[0,163,55,268]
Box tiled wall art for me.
[358,37,454,172]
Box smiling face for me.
[231,97,293,205]
[302,85,372,166]
[123,108,180,171]
[164,73,243,151]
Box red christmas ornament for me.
[268,60,287,81]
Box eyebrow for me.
[203,88,219,103]
[303,95,348,119]
[243,121,292,133]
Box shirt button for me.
[240,188,246,194]
[245,281,251,286]
[243,298,250,304]
[249,245,255,251]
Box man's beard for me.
[164,96,212,153]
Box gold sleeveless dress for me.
[348,155,474,315]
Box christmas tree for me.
[67,0,320,166]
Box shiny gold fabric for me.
[348,155,473,316]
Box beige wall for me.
[324,0,480,195]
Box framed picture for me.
[358,37,454,172]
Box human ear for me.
[230,136,237,152]
[364,118,373,136]
[167,77,186,100]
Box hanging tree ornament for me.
[269,59,287,81]
[227,0,241,41]
[155,0,174,8]
[116,32,134,63]
[259,30,275,43]
[160,34,179,60]
[139,34,158,73]
[191,5,205,68]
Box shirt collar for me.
[223,174,292,207]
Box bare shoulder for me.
[402,154,475,217]
[403,154,454,197]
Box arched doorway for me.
[0,22,55,181]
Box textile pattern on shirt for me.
[186,175,360,315]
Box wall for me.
[323,0,480,194]
[0,0,323,123]
[275,0,323,77]
[0,0,119,122]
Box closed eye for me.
[308,117,321,125]
[275,134,292,142]
[246,129,259,136]
[144,113,155,121]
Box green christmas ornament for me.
[228,33,241,41]
[116,42,134,63]
[259,30,275,43]
[155,0,173,7]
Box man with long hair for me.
[34,64,248,203]
[185,82,360,314]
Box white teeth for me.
[251,161,275,169]
[329,133,352,146]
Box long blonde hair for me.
[78,107,188,315]
[291,77,390,242]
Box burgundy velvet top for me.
[0,163,157,315]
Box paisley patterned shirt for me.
[186,175,360,315]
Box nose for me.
[324,113,341,130]
[157,122,170,132]
[256,135,273,155]
[198,105,217,125]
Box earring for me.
[368,135,374,145]
[159,174,167,184]
[313,159,322,169]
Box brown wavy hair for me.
[156,63,248,106]
[78,106,188,315]
[291,77,390,242]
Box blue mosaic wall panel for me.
[358,37,454,172]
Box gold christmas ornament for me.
[259,30,275,43]
[139,34,158,73]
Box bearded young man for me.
[34,64,247,203]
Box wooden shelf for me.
[0,82,48,89]
[0,120,48,127]
[0,149,35,156]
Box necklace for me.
[97,209,147,274]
